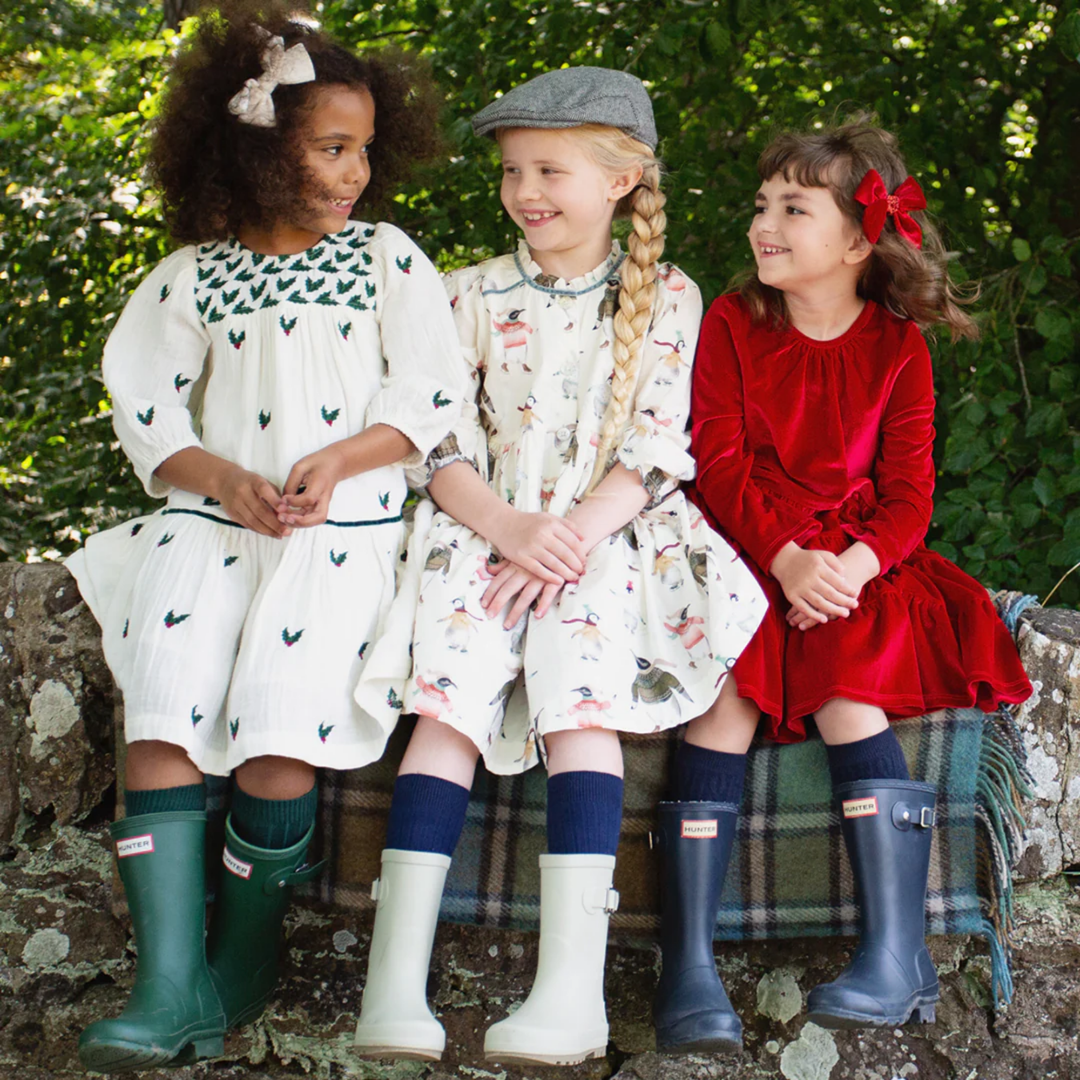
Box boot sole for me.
[354,1045,442,1062]
[485,1046,606,1066]
[79,1034,224,1073]
[656,1035,742,1055]
[807,1001,937,1030]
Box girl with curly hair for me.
[351,67,765,1066]
[672,119,1032,1048]
[66,2,464,1070]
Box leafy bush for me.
[2,0,1078,605]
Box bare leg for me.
[545,728,622,778]
[683,674,759,754]
[399,715,480,788]
[813,698,889,746]
[125,739,203,789]
[234,755,316,799]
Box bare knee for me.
[124,740,202,790]
[399,716,480,788]
[545,727,623,778]
[234,755,316,799]
[814,698,888,745]
[684,674,759,753]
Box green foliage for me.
[2,0,1078,605]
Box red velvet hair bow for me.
[854,170,926,249]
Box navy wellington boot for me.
[807,780,940,1029]
[653,801,743,1054]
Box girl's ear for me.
[608,165,644,203]
[844,228,874,266]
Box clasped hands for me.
[770,541,880,633]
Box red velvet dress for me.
[689,294,1032,744]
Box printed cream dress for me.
[356,241,765,774]
[66,222,465,775]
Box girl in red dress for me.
[652,120,1032,1053]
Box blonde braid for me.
[586,163,667,493]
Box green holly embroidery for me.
[157,532,175,547]
[317,260,339,274]
[207,308,226,323]
[195,295,212,317]
[197,265,215,282]
[336,278,356,295]
[338,322,352,340]
[287,291,309,305]
[251,253,265,265]
[159,284,171,303]
[378,491,390,511]
[228,329,246,349]
[432,390,452,409]
[304,277,326,293]
[347,296,369,311]
[130,523,143,537]
[276,276,297,293]
[164,609,190,628]
[225,257,242,274]
[260,296,279,310]
[358,641,369,658]
[208,277,225,289]
[191,705,203,726]
[229,717,239,740]
[335,250,351,264]
[305,245,326,261]
[282,627,303,647]
[136,406,154,426]
[330,549,347,566]
[122,618,129,638]
[224,555,239,567]
[396,254,413,274]
[222,288,240,306]
[250,280,267,301]
[235,269,255,282]
[363,227,375,238]
[174,374,192,393]
[318,722,334,743]
[387,688,403,710]
[210,249,228,261]
[279,315,297,336]
[315,292,336,306]
[259,410,271,430]
[233,301,255,315]
[203,496,220,506]
[262,263,283,275]
[321,405,340,426]
[365,281,376,297]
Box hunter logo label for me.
[842,797,880,819]
[223,847,253,880]
[681,819,718,839]
[116,834,154,858]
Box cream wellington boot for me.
[484,854,620,1066]
[353,849,451,1060]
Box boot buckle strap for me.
[919,806,937,829]
[583,886,620,915]
[370,876,383,902]
[264,857,326,895]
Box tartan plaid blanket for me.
[199,595,1031,1007]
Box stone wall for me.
[1,563,1079,1080]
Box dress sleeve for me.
[410,265,487,487]
[690,300,820,572]
[613,268,702,507]
[363,224,467,481]
[841,329,936,573]
[103,248,209,499]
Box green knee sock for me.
[124,783,206,817]
[230,784,317,850]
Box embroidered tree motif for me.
[432,390,452,409]
[259,410,272,430]
[321,405,341,426]
[330,550,348,566]
[174,374,192,393]
[164,610,191,628]
[136,406,155,426]
[281,627,304,646]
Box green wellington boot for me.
[78,811,227,1073]
[204,815,324,1028]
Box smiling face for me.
[748,173,870,299]
[498,127,639,281]
[239,84,375,255]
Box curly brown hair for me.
[738,117,978,340]
[149,0,444,244]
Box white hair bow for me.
[227,30,316,128]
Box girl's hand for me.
[769,543,858,626]
[784,542,880,631]
[277,446,347,528]
[489,511,587,585]
[482,559,566,629]
[218,465,292,538]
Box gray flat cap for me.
[472,66,657,150]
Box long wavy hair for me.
[739,118,977,340]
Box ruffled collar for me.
[511,239,625,296]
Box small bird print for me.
[321,405,341,426]
[432,389,452,409]
[414,674,457,718]
[630,655,692,711]
[318,722,334,743]
[281,627,304,647]
[330,549,348,567]
[229,717,240,740]
[163,609,190,628]
[174,373,192,392]
[396,254,413,273]
[259,410,272,430]
[387,687,404,710]
[191,706,204,727]
[136,406,155,427]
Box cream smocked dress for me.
[66,222,465,775]
[356,241,766,774]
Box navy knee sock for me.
[230,783,318,850]
[825,728,910,789]
[384,773,471,857]
[124,783,206,817]
[669,740,748,805]
[546,771,624,856]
